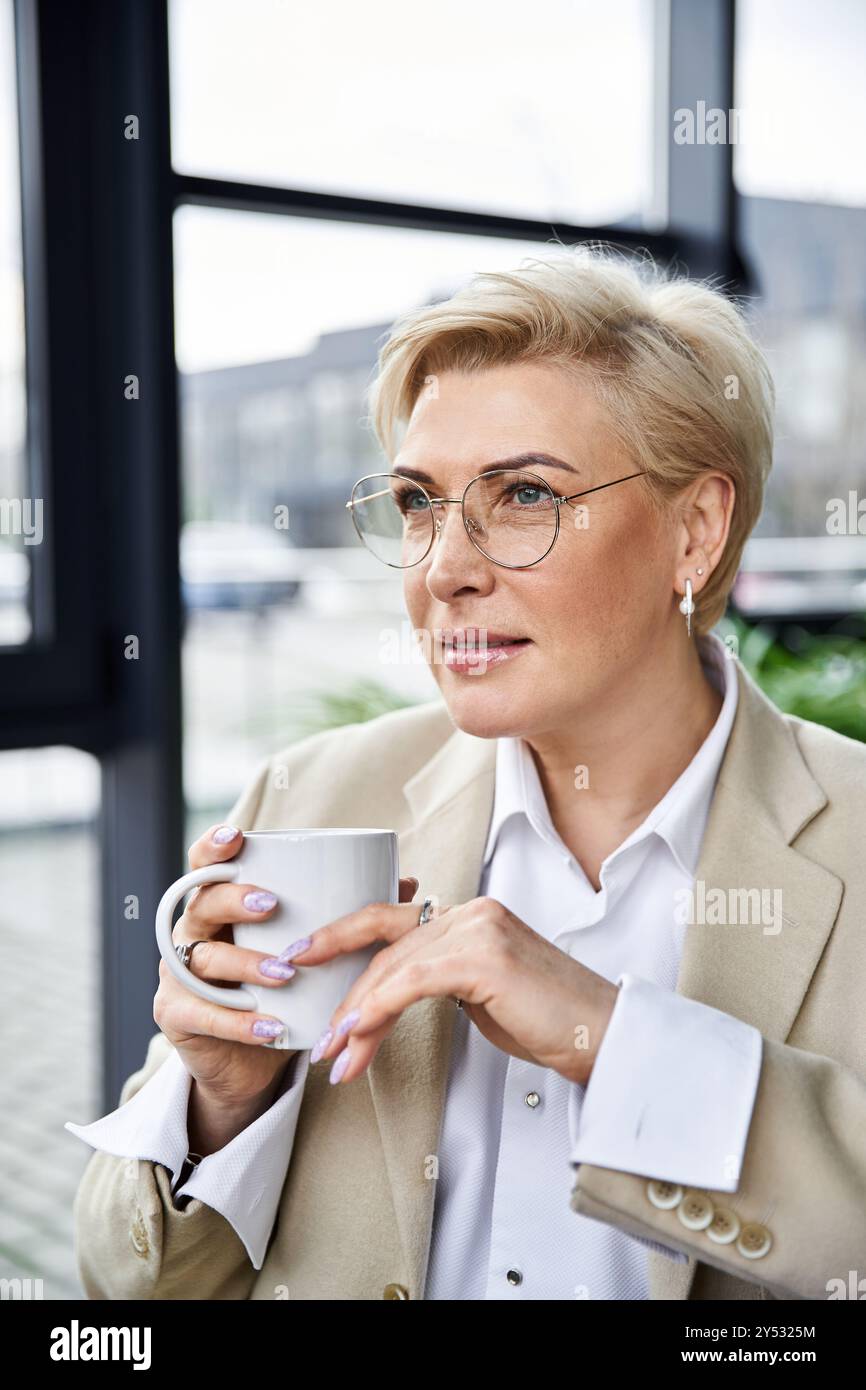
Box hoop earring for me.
[678,577,695,638]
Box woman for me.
[68,246,866,1301]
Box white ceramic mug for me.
[155,828,399,1050]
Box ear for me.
[673,472,735,599]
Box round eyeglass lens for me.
[350,473,435,567]
[463,469,558,566]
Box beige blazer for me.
[72,655,866,1300]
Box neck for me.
[525,634,725,889]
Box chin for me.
[439,682,539,741]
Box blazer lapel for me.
[648,659,842,1299]
[365,725,497,1299]
[366,657,842,1302]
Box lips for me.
[444,629,529,650]
[440,629,533,673]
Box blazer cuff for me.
[66,1045,311,1270]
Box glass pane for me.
[0,0,30,645]
[174,208,556,822]
[731,0,866,619]
[732,195,866,619]
[169,0,658,229]
[0,747,100,1297]
[734,0,866,207]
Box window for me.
[0,0,29,645]
[732,0,866,618]
[169,0,659,228]
[734,0,866,208]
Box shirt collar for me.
[481,630,739,880]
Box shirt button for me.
[383,1283,410,1299]
[677,1189,715,1231]
[524,1091,541,1109]
[506,1269,523,1286]
[706,1206,741,1244]
[646,1179,683,1210]
[736,1223,773,1260]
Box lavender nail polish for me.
[252,1019,286,1039]
[335,1008,361,1038]
[212,825,239,844]
[259,958,296,980]
[244,890,277,913]
[310,1027,333,1063]
[329,1048,351,1084]
[278,936,312,962]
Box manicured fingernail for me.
[212,825,239,844]
[244,890,277,912]
[252,1019,286,1039]
[310,1027,333,1063]
[259,958,296,980]
[335,1008,361,1038]
[278,936,312,961]
[330,1048,351,1084]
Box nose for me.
[422,503,495,600]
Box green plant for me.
[293,678,420,735]
[717,612,866,743]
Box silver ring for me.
[415,897,458,1005]
[175,939,208,969]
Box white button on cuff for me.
[646,1180,683,1210]
[706,1206,741,1245]
[676,1189,714,1231]
[736,1222,772,1259]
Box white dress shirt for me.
[66,631,762,1297]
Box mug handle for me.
[155,863,259,1010]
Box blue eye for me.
[504,482,552,509]
[394,487,430,514]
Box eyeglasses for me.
[345,467,646,569]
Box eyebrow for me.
[392,452,580,486]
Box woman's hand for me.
[153,823,300,1123]
[293,893,620,1087]
[153,822,421,1123]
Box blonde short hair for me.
[367,242,775,634]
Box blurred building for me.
[174,196,866,551]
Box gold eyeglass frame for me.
[345,467,647,570]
